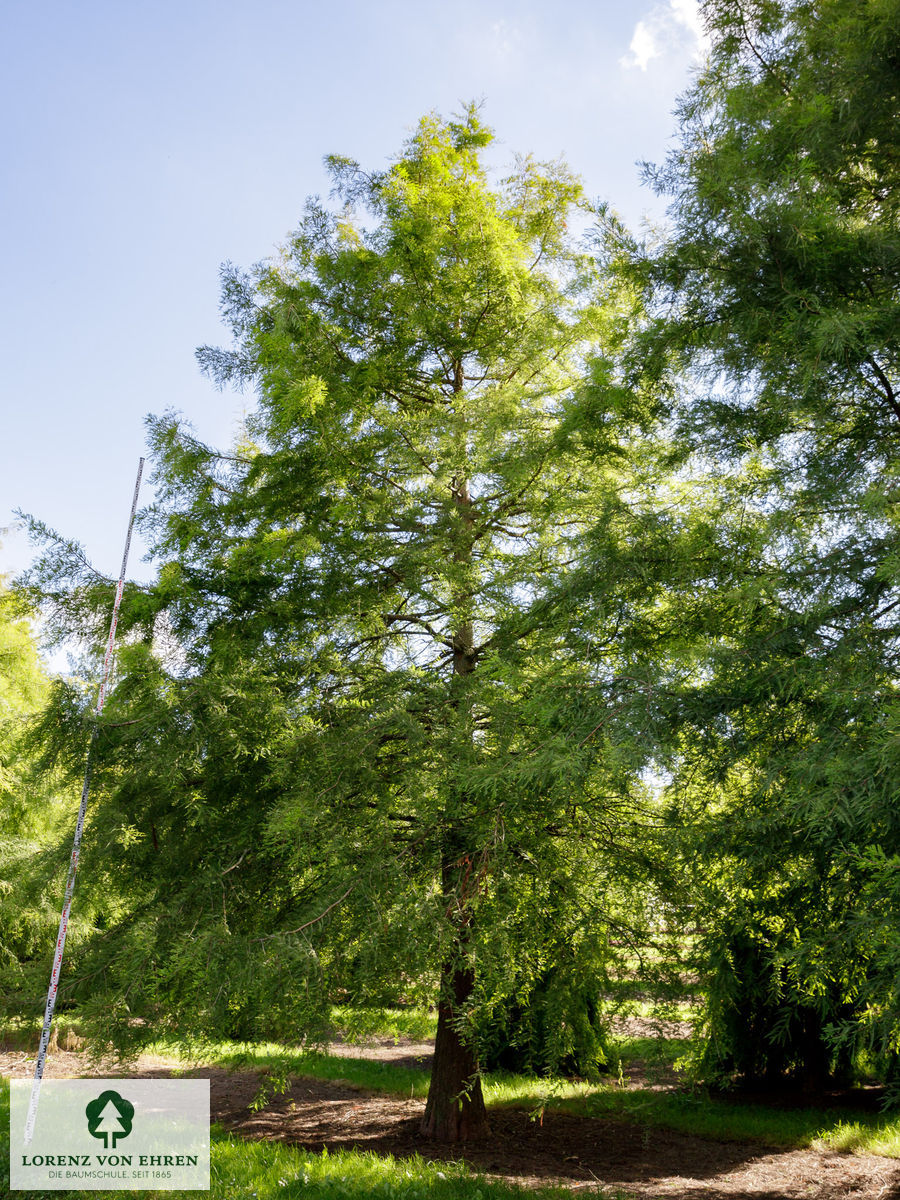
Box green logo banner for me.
[10,1079,209,1190]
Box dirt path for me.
[3,1044,899,1198]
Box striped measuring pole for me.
[24,458,145,1144]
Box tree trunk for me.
[420,958,489,1140]
[419,381,489,1142]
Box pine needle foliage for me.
[0,581,62,996]
[634,0,900,1092]
[16,110,686,1138]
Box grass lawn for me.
[3,1006,900,1200]
[182,1015,900,1160]
[0,1077,621,1200]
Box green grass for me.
[0,1078,625,1200]
[814,1119,900,1158]
[184,1041,433,1099]
[484,1073,900,1155]
[606,998,699,1023]
[607,1033,693,1074]
[166,1033,900,1161]
[329,1006,437,1043]
[7,1009,900,1172]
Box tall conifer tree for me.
[637,0,900,1088]
[20,110,678,1139]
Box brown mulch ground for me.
[3,1038,900,1199]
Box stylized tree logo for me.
[85,1090,134,1149]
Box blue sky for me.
[1,0,706,590]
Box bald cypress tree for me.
[637,0,900,1089]
[20,109,680,1140]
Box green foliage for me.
[635,0,900,1091]
[645,0,900,468]
[480,931,611,1079]
[0,581,65,1001]
[0,582,48,797]
[14,109,685,1121]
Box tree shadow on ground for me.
[2,1050,896,1199]
[144,1065,899,1199]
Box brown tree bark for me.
[419,958,489,1140]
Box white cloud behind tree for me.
[620,0,708,70]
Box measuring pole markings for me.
[24,458,145,1145]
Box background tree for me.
[0,576,59,997]
[637,0,900,1091]
[18,109,684,1140]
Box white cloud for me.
[624,20,661,71]
[620,0,709,71]
[670,0,706,41]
